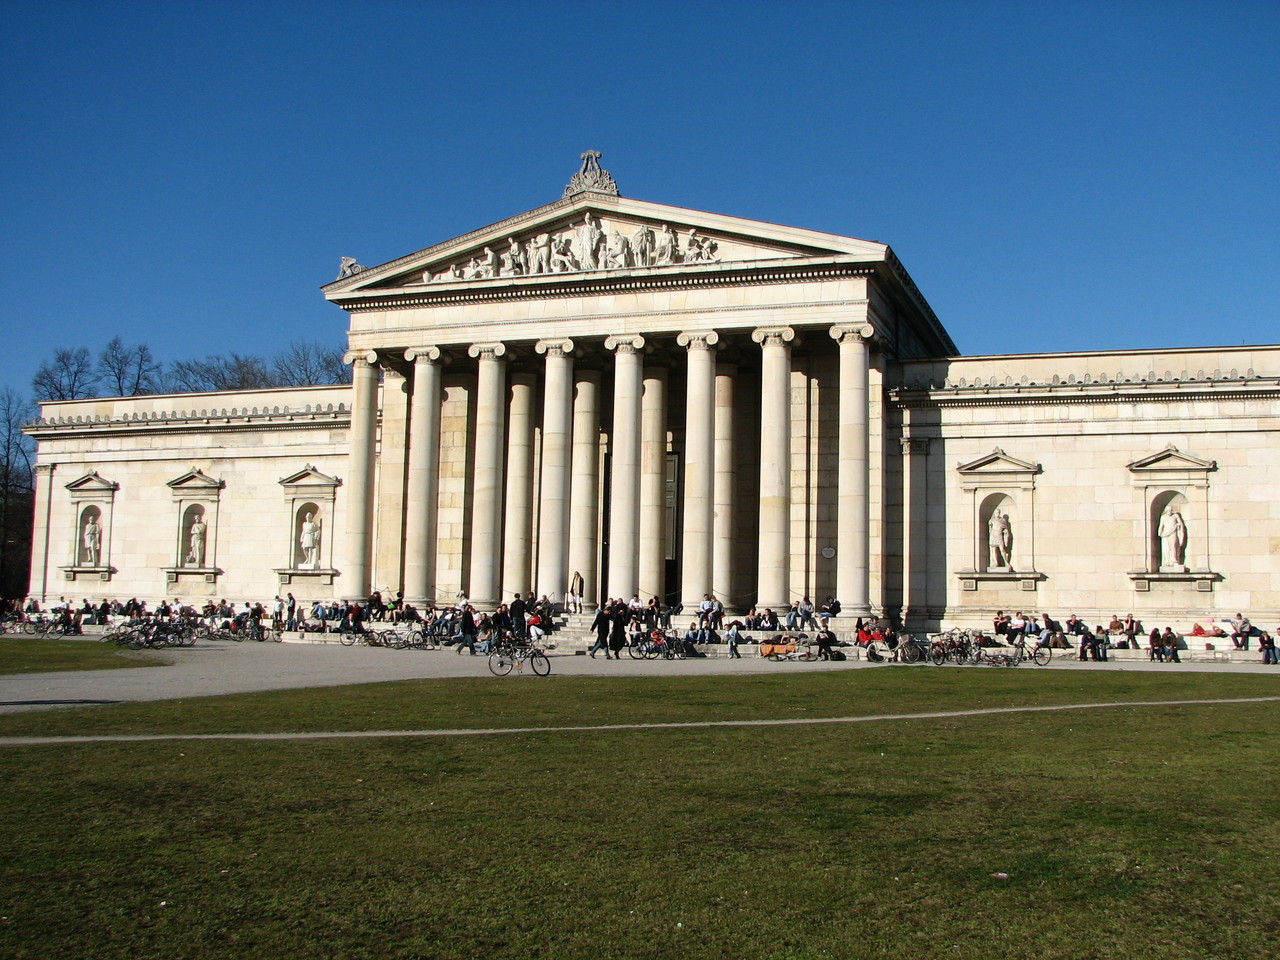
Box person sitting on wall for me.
[1230,613,1253,650]
[815,624,839,660]
[1258,631,1277,665]
[1148,627,1164,662]
[1160,627,1182,663]
[758,608,780,631]
[993,610,1010,637]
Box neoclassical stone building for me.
[26,157,1280,628]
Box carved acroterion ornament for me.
[564,150,619,198]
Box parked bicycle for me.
[488,638,551,676]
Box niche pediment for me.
[1127,445,1216,474]
[279,465,341,492]
[65,471,119,494]
[957,449,1041,476]
[166,467,225,492]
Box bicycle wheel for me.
[797,651,816,662]
[929,645,947,665]
[627,641,645,659]
[767,652,785,661]
[339,632,357,646]
[1032,645,1051,666]
[865,642,886,663]
[529,651,551,676]
[900,642,922,664]
[488,652,513,676]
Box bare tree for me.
[0,388,35,599]
[167,353,278,393]
[271,340,352,387]
[98,336,162,397]
[31,348,99,401]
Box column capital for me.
[676,330,720,350]
[343,349,379,366]
[34,463,55,477]
[604,335,645,354]
[751,326,796,347]
[405,346,442,364]
[467,342,508,361]
[900,437,930,454]
[830,323,876,344]
[535,338,576,358]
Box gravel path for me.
[2,637,1276,717]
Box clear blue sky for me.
[3,0,1277,401]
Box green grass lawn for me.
[2,671,1278,959]
[0,634,166,675]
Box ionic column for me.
[900,436,929,629]
[831,324,874,616]
[502,372,536,599]
[29,463,55,603]
[403,347,442,606]
[568,369,601,607]
[752,327,795,610]
[605,335,644,600]
[713,361,737,608]
[638,365,668,603]
[343,351,379,601]
[678,331,719,609]
[535,339,575,606]
[467,342,508,607]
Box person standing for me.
[509,593,527,638]
[588,605,610,658]
[608,602,629,660]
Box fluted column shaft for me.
[467,343,507,606]
[713,362,736,608]
[900,435,928,628]
[536,339,575,606]
[832,324,874,616]
[344,353,379,601]
[568,370,601,607]
[639,366,668,603]
[678,331,718,608]
[753,327,795,610]
[502,373,536,598]
[403,348,442,606]
[605,336,644,600]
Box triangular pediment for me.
[65,471,119,493]
[279,465,341,489]
[1128,445,1216,473]
[956,448,1041,475]
[323,193,889,298]
[166,467,224,491]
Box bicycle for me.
[1010,635,1052,666]
[865,634,927,664]
[488,639,551,676]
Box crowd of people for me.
[4,592,1275,666]
[990,610,1275,664]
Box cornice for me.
[337,261,875,314]
[888,376,1280,409]
[26,402,350,439]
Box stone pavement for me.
[1,637,1276,714]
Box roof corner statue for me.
[336,256,365,279]
[563,150,620,198]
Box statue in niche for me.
[632,224,655,266]
[550,236,579,273]
[577,213,605,270]
[299,513,321,569]
[528,233,552,274]
[82,515,102,566]
[987,508,1012,569]
[502,236,526,276]
[605,230,634,269]
[186,513,207,567]
[1158,505,1188,570]
[655,223,680,264]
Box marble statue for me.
[337,256,365,279]
[551,236,578,273]
[988,508,1012,568]
[1158,505,1187,569]
[502,236,526,276]
[685,229,718,263]
[187,514,206,567]
[82,516,101,566]
[299,513,321,568]
[605,230,634,269]
[528,233,552,275]
[578,213,605,270]
[632,224,655,266]
[655,224,680,264]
